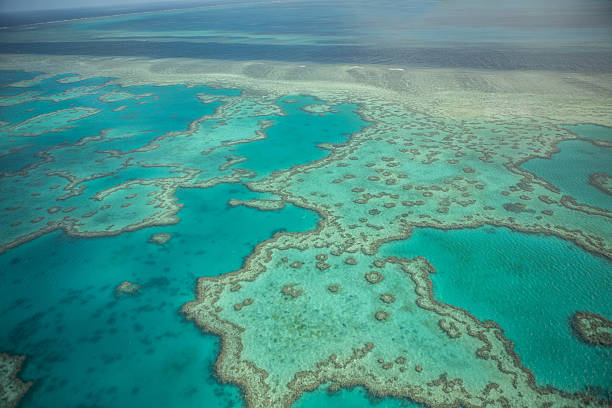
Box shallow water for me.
[296,385,423,408]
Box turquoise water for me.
[0,184,319,407]
[234,96,366,178]
[381,227,612,397]
[0,71,365,183]
[0,61,610,408]
[522,133,612,210]
[564,124,612,142]
[296,385,422,408]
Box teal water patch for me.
[295,385,423,408]
[234,95,367,178]
[0,183,319,408]
[522,136,611,210]
[564,124,612,142]
[381,227,612,397]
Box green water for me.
[0,70,402,407]
[0,73,226,172]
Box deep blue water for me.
[0,70,41,86]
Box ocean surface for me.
[0,1,611,407]
[2,0,612,71]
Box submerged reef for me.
[571,312,612,347]
[0,353,32,408]
[114,281,142,298]
[590,173,611,195]
[148,232,172,245]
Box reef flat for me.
[0,53,611,407]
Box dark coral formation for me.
[281,284,303,298]
[375,310,389,321]
[148,232,171,245]
[571,311,612,347]
[438,319,462,339]
[327,285,339,293]
[233,298,254,311]
[589,173,611,195]
[365,270,384,284]
[114,281,141,298]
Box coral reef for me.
[148,233,172,245]
[0,353,32,408]
[571,311,612,347]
